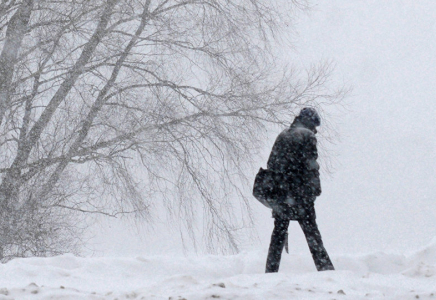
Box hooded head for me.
[296,107,321,130]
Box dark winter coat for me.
[266,118,321,217]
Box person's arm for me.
[302,133,321,197]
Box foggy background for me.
[87,0,436,257]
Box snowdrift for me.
[0,239,435,299]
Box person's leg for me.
[265,217,290,273]
[298,215,334,271]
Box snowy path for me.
[0,240,435,299]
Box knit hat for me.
[298,107,321,127]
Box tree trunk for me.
[0,0,34,126]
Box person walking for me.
[265,107,334,273]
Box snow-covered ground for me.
[1,238,435,300]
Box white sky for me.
[289,0,436,254]
[88,1,436,257]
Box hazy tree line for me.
[0,0,342,261]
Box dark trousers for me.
[265,207,335,273]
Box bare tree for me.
[0,0,343,260]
